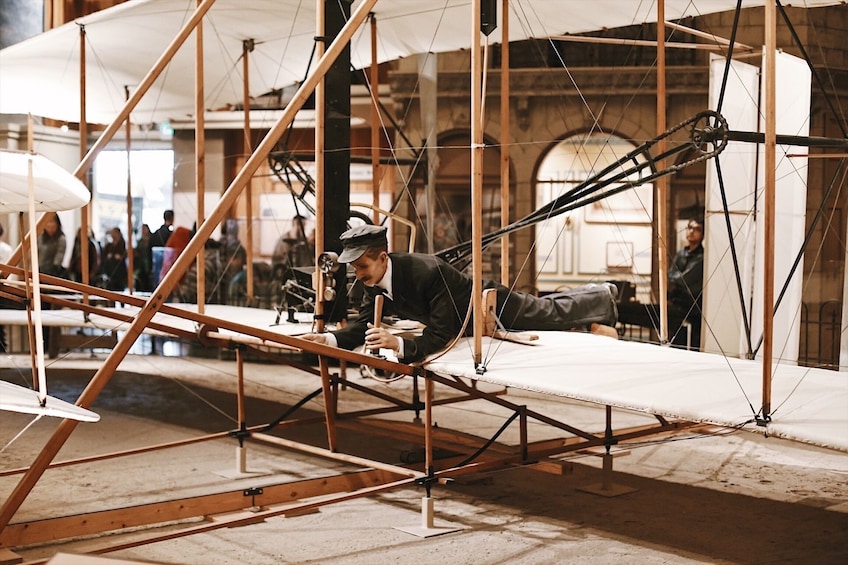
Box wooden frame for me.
[0,298,699,551]
[2,1,846,560]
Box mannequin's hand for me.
[301,333,329,345]
[364,324,400,351]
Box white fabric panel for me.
[0,150,91,213]
[4,302,844,449]
[704,57,759,356]
[750,51,810,364]
[0,380,100,422]
[424,332,848,452]
[0,1,842,123]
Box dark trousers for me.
[495,284,617,331]
[618,301,701,349]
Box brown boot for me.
[590,322,619,339]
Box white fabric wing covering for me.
[0,380,100,422]
[2,304,844,449]
[0,0,843,123]
[424,332,848,452]
[0,150,90,213]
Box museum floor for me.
[1,351,846,565]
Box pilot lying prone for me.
[302,225,619,363]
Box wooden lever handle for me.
[370,294,384,355]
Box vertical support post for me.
[422,496,435,529]
[395,372,461,537]
[45,0,63,29]
[314,0,334,452]
[370,14,381,225]
[236,345,247,473]
[243,38,255,302]
[598,405,620,493]
[19,209,38,385]
[195,2,206,313]
[578,405,636,497]
[761,0,777,420]
[314,0,326,317]
[412,373,422,423]
[322,0,352,323]
[424,376,433,472]
[124,85,134,294]
[656,1,670,345]
[422,376,435,527]
[600,452,614,491]
[419,52,438,254]
[79,25,91,293]
[470,0,484,368]
[319,356,337,452]
[499,0,510,285]
[519,406,527,462]
[841,218,848,371]
[26,116,47,401]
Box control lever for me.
[370,294,384,357]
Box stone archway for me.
[533,131,654,296]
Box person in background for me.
[617,216,705,349]
[70,227,100,284]
[134,223,154,292]
[151,209,174,248]
[177,236,224,304]
[272,215,314,272]
[157,224,192,289]
[37,213,67,278]
[218,219,247,304]
[666,216,705,347]
[99,226,128,291]
[35,213,68,352]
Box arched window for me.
[534,132,653,293]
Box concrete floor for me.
[1,351,847,565]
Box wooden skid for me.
[1,469,401,548]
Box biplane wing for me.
[0,1,846,555]
[424,332,848,452]
[0,149,98,423]
[0,0,842,455]
[0,150,90,213]
[0,0,842,124]
[0,380,99,423]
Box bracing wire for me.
[436,110,729,269]
[753,159,847,358]
[0,415,43,454]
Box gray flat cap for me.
[338,224,388,263]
